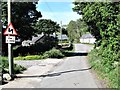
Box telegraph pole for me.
[8,0,14,79]
[60,21,62,46]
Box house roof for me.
[31,34,44,44]
[22,34,69,46]
[22,34,44,46]
[80,33,95,39]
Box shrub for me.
[13,36,58,57]
[43,48,64,58]
[1,57,26,74]
[14,48,65,60]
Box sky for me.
[36,0,82,25]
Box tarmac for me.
[0,58,63,89]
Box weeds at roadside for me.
[88,49,119,88]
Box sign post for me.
[4,22,18,80]
[3,0,18,80]
[8,0,13,80]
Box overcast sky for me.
[36,0,82,25]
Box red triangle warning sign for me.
[4,22,18,35]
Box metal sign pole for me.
[8,0,14,79]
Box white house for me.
[80,33,96,44]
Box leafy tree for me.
[61,25,68,35]
[2,2,42,55]
[66,19,88,43]
[73,2,120,88]
[66,20,79,43]
[61,28,68,35]
[73,2,120,48]
[34,19,60,36]
[76,18,88,36]
[2,2,42,41]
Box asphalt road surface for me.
[1,44,103,88]
[35,44,102,88]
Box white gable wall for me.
[80,38,96,44]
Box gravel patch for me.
[14,60,45,68]
[14,59,63,68]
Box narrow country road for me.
[1,44,103,88]
[35,44,102,88]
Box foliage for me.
[2,2,42,41]
[66,20,79,43]
[73,2,120,48]
[88,49,119,88]
[13,36,58,56]
[34,19,60,35]
[73,1,120,88]
[76,18,88,36]
[43,48,64,58]
[2,2,42,55]
[1,57,26,74]
[61,28,68,35]
[14,48,65,60]
[66,19,88,43]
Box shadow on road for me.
[63,52,88,57]
[16,66,92,79]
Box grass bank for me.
[88,49,119,88]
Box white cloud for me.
[40,11,82,25]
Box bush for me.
[43,48,64,58]
[14,48,65,60]
[13,36,58,57]
[1,57,26,74]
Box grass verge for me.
[88,49,119,88]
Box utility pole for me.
[8,0,14,80]
[0,0,2,84]
[60,21,62,46]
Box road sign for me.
[6,36,15,43]
[4,22,17,35]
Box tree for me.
[66,20,79,43]
[2,2,42,55]
[34,19,60,36]
[72,2,120,84]
[2,2,42,41]
[66,19,88,43]
[76,18,88,36]
[61,28,68,35]
[73,2,120,49]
